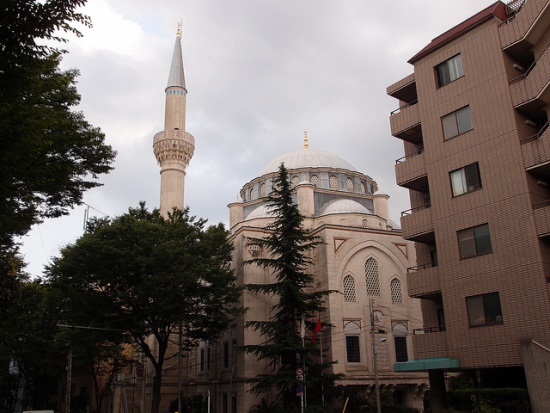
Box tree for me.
[47,203,242,413]
[243,164,339,409]
[0,0,116,251]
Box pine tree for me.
[244,164,338,409]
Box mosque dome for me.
[246,204,276,220]
[320,199,373,215]
[260,148,357,175]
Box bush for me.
[447,388,530,413]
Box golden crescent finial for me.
[304,130,309,150]
[177,22,182,38]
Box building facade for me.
[180,143,428,412]
[387,0,549,411]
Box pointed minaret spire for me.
[153,24,195,216]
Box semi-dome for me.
[320,199,372,216]
[246,204,276,220]
[260,148,356,175]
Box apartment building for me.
[387,0,549,411]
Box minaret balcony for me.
[153,129,195,167]
[412,328,448,360]
[400,206,433,242]
[396,150,426,189]
[407,263,440,298]
[510,46,550,110]
[499,0,549,55]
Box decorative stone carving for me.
[153,129,195,166]
[247,243,261,257]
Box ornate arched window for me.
[311,174,320,188]
[343,275,357,302]
[344,320,361,362]
[291,175,300,188]
[346,177,354,192]
[259,182,266,197]
[365,258,381,296]
[329,175,339,190]
[390,278,403,305]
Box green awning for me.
[394,357,460,372]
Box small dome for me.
[261,148,356,175]
[246,204,276,220]
[320,199,372,215]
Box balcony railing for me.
[413,326,445,334]
[396,147,424,164]
[407,261,437,273]
[390,99,418,116]
[401,202,431,217]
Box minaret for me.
[153,24,195,216]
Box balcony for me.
[389,102,422,143]
[387,73,417,102]
[396,150,426,189]
[412,328,448,360]
[522,122,550,171]
[510,45,550,111]
[500,0,549,58]
[407,263,440,298]
[533,200,550,238]
[401,205,434,242]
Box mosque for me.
[148,26,428,413]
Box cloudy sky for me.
[20,0,488,277]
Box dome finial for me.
[177,22,182,38]
[304,130,309,150]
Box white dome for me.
[245,204,276,220]
[320,199,372,215]
[261,149,356,175]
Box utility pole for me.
[370,299,382,413]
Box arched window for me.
[259,182,266,197]
[291,175,300,188]
[360,181,366,194]
[329,175,339,190]
[390,278,403,305]
[362,219,369,228]
[249,188,254,201]
[344,321,361,362]
[343,275,357,302]
[393,323,408,362]
[346,177,354,192]
[311,174,320,188]
[365,258,381,296]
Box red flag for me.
[311,317,322,343]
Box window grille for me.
[292,176,300,188]
[347,177,354,192]
[343,275,357,302]
[330,175,339,190]
[311,175,320,188]
[390,278,403,305]
[365,258,381,296]
[259,183,266,197]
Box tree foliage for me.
[0,0,116,250]
[47,203,242,413]
[243,164,338,408]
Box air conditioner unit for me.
[525,119,537,128]
[513,63,525,73]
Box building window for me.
[207,346,211,370]
[249,188,254,201]
[222,394,228,413]
[231,396,237,413]
[231,329,237,370]
[442,105,472,139]
[390,278,403,305]
[346,177,354,192]
[392,323,408,362]
[360,182,366,194]
[365,258,381,296]
[466,292,503,327]
[223,341,229,368]
[259,182,266,197]
[457,223,492,259]
[436,54,464,87]
[343,275,357,302]
[344,321,361,362]
[329,175,339,190]
[450,163,481,196]
[310,174,319,188]
[362,219,368,228]
[291,175,300,188]
[200,348,205,371]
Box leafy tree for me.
[243,164,338,409]
[0,280,67,411]
[47,203,242,413]
[0,0,116,251]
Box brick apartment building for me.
[386,0,549,411]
